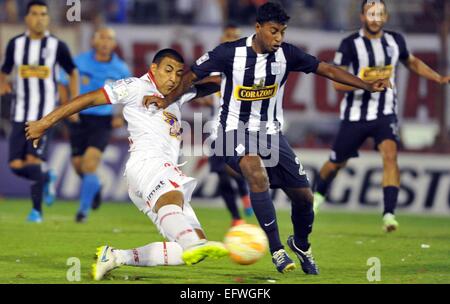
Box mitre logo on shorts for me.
[147,180,166,202]
[234,83,278,102]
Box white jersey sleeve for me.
[177,87,197,106]
[103,77,142,105]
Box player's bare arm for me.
[0,72,12,95]
[316,62,391,93]
[331,66,359,92]
[25,89,108,147]
[405,55,450,85]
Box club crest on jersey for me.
[271,62,282,75]
[163,111,181,139]
[234,79,278,102]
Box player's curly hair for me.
[256,2,290,25]
[361,0,386,13]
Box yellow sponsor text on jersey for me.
[19,65,50,79]
[234,83,278,101]
[359,65,393,82]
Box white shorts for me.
[125,153,202,240]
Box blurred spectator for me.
[0,0,19,23]
[175,0,195,24]
[104,0,128,24]
[193,0,226,26]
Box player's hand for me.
[439,76,450,85]
[142,95,168,109]
[0,82,12,95]
[25,120,49,148]
[369,79,392,92]
[111,116,125,129]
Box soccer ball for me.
[224,224,268,265]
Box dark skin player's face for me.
[150,57,184,96]
[361,2,388,35]
[255,22,287,53]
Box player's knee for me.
[154,191,184,213]
[81,157,99,173]
[9,160,24,170]
[246,170,269,192]
[291,189,314,209]
[25,155,42,165]
[382,151,397,165]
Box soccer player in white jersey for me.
[25,49,227,280]
[143,2,391,275]
[313,0,450,232]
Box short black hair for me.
[152,48,184,65]
[224,22,239,30]
[361,0,386,13]
[256,2,290,25]
[26,0,48,14]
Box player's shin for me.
[113,242,184,266]
[157,204,203,249]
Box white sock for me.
[157,205,202,249]
[113,242,184,266]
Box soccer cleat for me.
[92,246,119,281]
[44,170,57,206]
[75,212,87,223]
[383,213,399,233]
[91,186,103,211]
[231,219,246,227]
[241,195,254,217]
[27,209,42,223]
[271,249,296,273]
[287,235,319,275]
[313,192,325,214]
[182,241,229,266]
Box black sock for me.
[11,165,49,183]
[218,173,241,220]
[315,174,335,196]
[291,201,314,252]
[250,191,283,254]
[383,186,399,215]
[12,165,48,213]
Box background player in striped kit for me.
[60,27,131,223]
[143,2,391,275]
[313,0,450,232]
[200,23,253,227]
[0,0,79,222]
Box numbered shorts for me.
[212,130,310,189]
[330,114,400,163]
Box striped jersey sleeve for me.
[334,38,353,66]
[1,38,16,74]
[283,43,320,73]
[191,43,231,79]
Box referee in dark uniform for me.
[0,0,79,222]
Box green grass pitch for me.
[0,199,449,284]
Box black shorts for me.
[69,114,112,157]
[330,115,400,163]
[211,129,310,189]
[8,122,50,162]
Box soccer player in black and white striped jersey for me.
[143,2,390,275]
[0,0,79,222]
[314,0,450,232]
